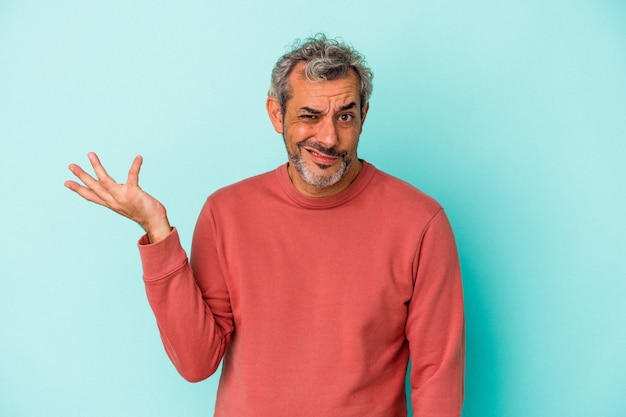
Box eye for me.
[338,114,354,122]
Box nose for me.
[315,116,339,149]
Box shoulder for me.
[200,166,283,217]
[366,163,443,216]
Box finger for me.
[64,179,108,206]
[68,163,98,187]
[88,152,113,182]
[127,155,143,187]
[67,163,114,203]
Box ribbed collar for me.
[275,160,376,209]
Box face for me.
[267,62,369,197]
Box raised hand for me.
[65,152,172,243]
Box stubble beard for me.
[286,138,357,189]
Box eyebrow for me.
[299,102,357,114]
[300,106,323,114]
[339,102,357,111]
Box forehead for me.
[287,62,361,108]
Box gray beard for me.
[286,139,356,189]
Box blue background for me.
[1,1,625,416]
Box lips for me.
[304,147,339,165]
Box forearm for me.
[139,228,231,382]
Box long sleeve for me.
[139,220,234,382]
[136,164,465,416]
[406,209,465,416]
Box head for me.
[269,34,373,115]
[267,34,374,197]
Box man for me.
[65,34,465,416]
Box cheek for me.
[339,130,360,151]
[286,123,315,143]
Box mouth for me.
[297,140,348,167]
[303,147,340,165]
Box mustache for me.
[297,140,348,159]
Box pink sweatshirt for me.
[139,162,464,416]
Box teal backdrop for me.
[1,1,625,416]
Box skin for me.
[64,153,171,243]
[65,62,369,241]
[267,62,369,198]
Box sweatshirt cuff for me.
[137,227,188,281]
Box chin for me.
[297,158,353,189]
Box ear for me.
[266,96,284,134]
[359,102,370,132]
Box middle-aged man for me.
[65,34,465,417]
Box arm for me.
[140,220,233,382]
[65,153,233,381]
[407,209,465,416]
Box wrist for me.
[143,216,172,243]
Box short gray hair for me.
[269,34,374,113]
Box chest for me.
[217,205,421,340]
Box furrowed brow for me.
[300,106,323,114]
[299,102,357,114]
[339,102,357,111]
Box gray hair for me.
[269,34,374,113]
